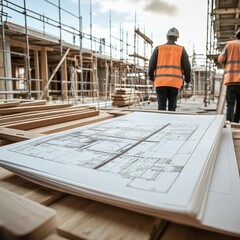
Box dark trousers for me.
[234,94,240,123]
[226,85,240,122]
[156,86,178,111]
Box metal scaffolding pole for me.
[0,0,7,99]
[204,0,211,106]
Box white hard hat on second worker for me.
[167,27,179,38]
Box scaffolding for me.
[206,0,240,110]
[0,0,153,104]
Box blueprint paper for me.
[164,127,240,236]
[0,112,224,216]
[200,127,240,235]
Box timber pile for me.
[0,100,114,145]
[0,101,240,240]
[112,88,141,107]
[0,101,166,240]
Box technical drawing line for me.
[94,123,170,169]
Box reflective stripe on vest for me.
[154,44,183,89]
[224,40,240,85]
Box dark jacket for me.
[148,40,191,84]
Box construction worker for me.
[218,29,240,122]
[148,27,191,111]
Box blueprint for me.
[0,112,225,214]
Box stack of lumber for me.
[0,102,240,239]
[0,100,166,240]
[112,88,140,107]
[0,100,114,145]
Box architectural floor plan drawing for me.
[0,112,225,215]
[11,115,211,193]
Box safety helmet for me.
[166,27,179,38]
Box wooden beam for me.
[0,187,56,240]
[10,39,54,52]
[50,195,166,240]
[61,57,68,99]
[0,127,44,142]
[215,8,240,15]
[0,102,20,108]
[0,106,94,124]
[30,112,114,134]
[4,110,99,130]
[135,28,153,45]
[216,78,226,115]
[41,47,49,99]
[19,100,47,106]
[214,19,240,26]
[40,48,70,100]
[34,50,41,99]
[0,104,72,115]
[0,108,97,127]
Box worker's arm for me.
[181,48,191,84]
[218,45,227,68]
[148,47,159,81]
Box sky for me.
[4,0,208,62]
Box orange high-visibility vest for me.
[154,44,184,89]
[220,40,240,85]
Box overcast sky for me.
[91,0,207,51]
[7,0,208,60]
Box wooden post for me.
[40,48,70,100]
[105,60,109,100]
[34,50,40,99]
[61,58,68,99]
[41,47,49,100]
[216,77,226,115]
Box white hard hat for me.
[166,27,179,38]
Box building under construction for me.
[0,0,238,106]
[1,1,240,240]
[0,0,154,105]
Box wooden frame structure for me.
[0,0,153,103]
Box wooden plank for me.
[231,123,240,129]
[0,187,56,240]
[0,167,14,180]
[43,233,69,240]
[216,78,226,115]
[19,100,47,106]
[160,222,239,240]
[0,127,44,142]
[30,112,114,134]
[0,107,96,126]
[0,102,20,108]
[0,104,72,115]
[4,110,100,130]
[112,99,137,107]
[50,195,166,240]
[0,139,12,146]
[0,105,94,123]
[107,110,128,117]
[233,139,240,147]
[0,175,65,205]
[41,47,49,99]
[34,49,41,99]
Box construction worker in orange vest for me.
[218,29,240,122]
[148,27,191,111]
